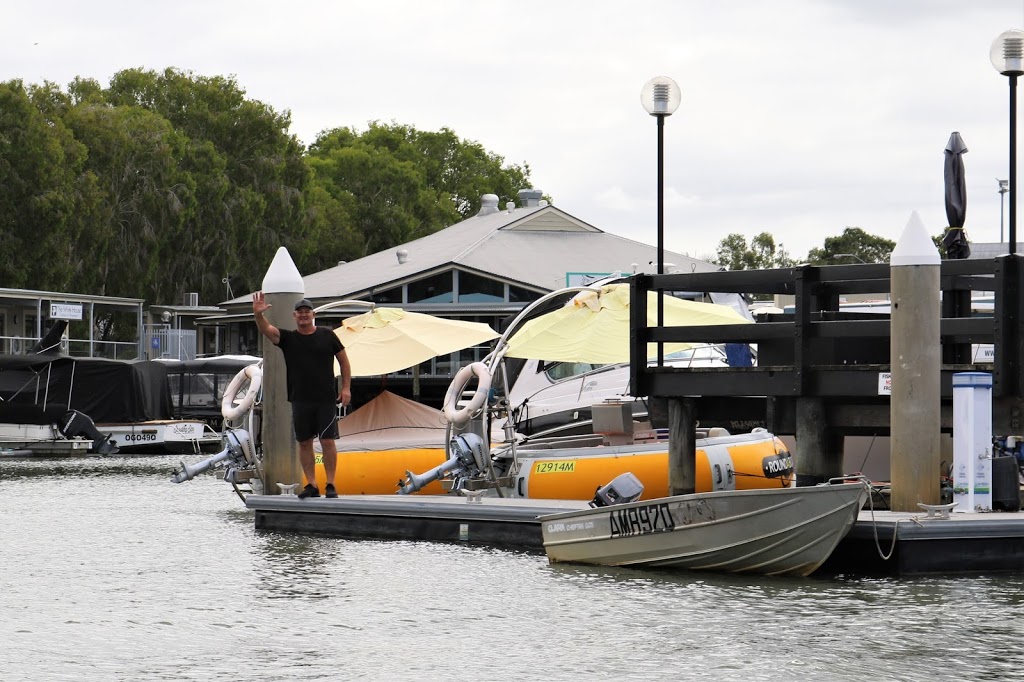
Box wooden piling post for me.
[795,397,844,485]
[890,212,941,510]
[667,397,697,495]
[260,248,304,495]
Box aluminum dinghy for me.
[540,482,868,577]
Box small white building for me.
[0,287,143,359]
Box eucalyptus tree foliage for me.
[715,227,898,271]
[805,227,895,265]
[308,122,532,256]
[61,101,192,302]
[103,68,312,303]
[0,69,310,306]
[0,80,102,292]
[1,70,537,312]
[713,232,796,270]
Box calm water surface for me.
[2,454,1023,682]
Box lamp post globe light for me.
[991,29,1024,255]
[641,76,682,276]
[641,76,681,367]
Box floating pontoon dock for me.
[245,494,1024,576]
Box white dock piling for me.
[889,211,942,511]
[259,247,305,494]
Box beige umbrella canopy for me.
[333,307,499,377]
[504,283,751,364]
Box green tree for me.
[60,100,192,300]
[308,122,533,255]
[1,71,540,309]
[103,67,312,302]
[0,80,101,291]
[714,232,795,270]
[805,227,895,265]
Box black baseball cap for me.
[294,298,313,311]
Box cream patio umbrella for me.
[333,307,499,377]
[504,283,751,364]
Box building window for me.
[408,272,453,303]
[509,285,539,303]
[371,287,403,304]
[458,271,504,303]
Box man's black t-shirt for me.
[276,327,344,402]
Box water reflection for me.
[2,453,1023,682]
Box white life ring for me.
[443,362,492,426]
[222,364,263,421]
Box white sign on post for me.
[952,372,993,512]
[877,372,892,396]
[50,303,83,320]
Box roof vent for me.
[477,194,500,216]
[506,201,515,213]
[517,188,543,207]
[396,249,409,265]
[184,292,199,306]
[538,199,549,207]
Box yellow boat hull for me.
[517,436,794,500]
[311,434,793,500]
[313,448,447,495]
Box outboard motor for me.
[398,432,487,495]
[171,429,252,483]
[59,409,118,455]
[590,472,644,508]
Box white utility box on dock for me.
[952,372,992,511]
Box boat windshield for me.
[540,362,608,381]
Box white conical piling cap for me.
[261,247,304,293]
[890,211,940,266]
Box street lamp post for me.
[998,178,1009,243]
[991,30,1024,255]
[641,76,681,364]
[831,253,868,264]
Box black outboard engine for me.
[590,472,644,508]
[29,320,69,354]
[59,409,118,455]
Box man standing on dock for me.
[252,292,352,499]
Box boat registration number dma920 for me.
[608,501,676,538]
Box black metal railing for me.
[630,256,1024,402]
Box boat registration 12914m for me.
[515,431,794,500]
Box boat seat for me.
[707,427,731,438]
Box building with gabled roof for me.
[206,190,720,367]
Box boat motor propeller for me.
[170,429,252,484]
[397,432,487,495]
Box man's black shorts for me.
[291,401,338,442]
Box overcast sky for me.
[6,1,1024,263]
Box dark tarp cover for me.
[0,354,173,423]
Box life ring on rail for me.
[443,362,492,426]
[221,364,263,421]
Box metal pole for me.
[657,114,665,276]
[1011,74,1018,255]
[656,113,665,366]
[1001,185,1006,244]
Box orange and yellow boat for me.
[312,392,793,499]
